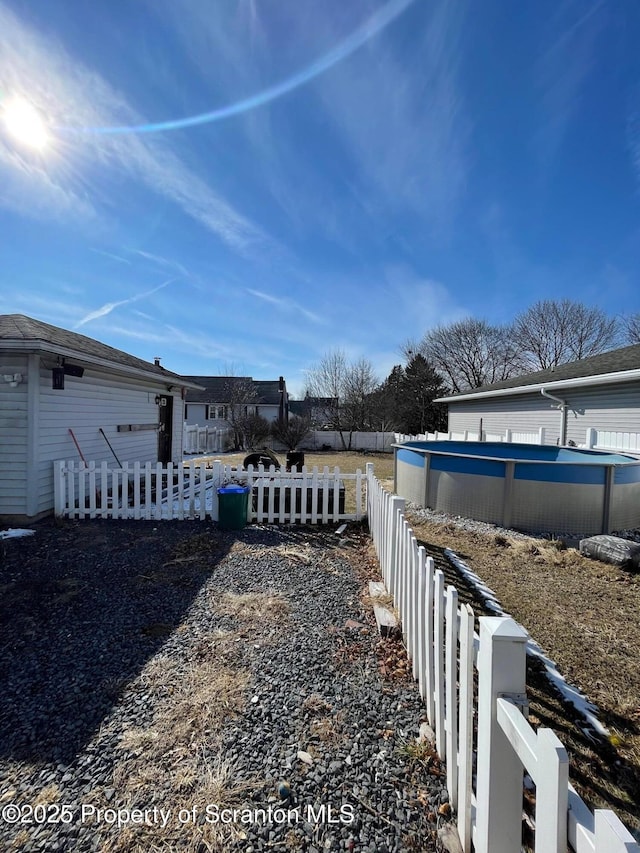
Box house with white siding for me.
[0,314,202,522]
[435,343,640,448]
[183,375,288,427]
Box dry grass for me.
[406,510,640,833]
[93,634,255,853]
[309,714,345,744]
[217,591,290,621]
[32,783,61,806]
[301,692,333,716]
[91,577,295,850]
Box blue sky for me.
[1,0,640,397]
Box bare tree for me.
[270,415,311,450]
[622,312,640,345]
[224,377,258,450]
[412,319,522,393]
[236,412,271,449]
[512,300,619,370]
[305,351,380,448]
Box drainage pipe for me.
[540,388,568,446]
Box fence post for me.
[505,428,512,443]
[54,460,65,516]
[388,495,405,600]
[536,728,569,852]
[475,617,528,853]
[457,604,475,853]
[538,426,546,445]
[586,427,596,448]
[365,462,375,531]
[445,585,459,810]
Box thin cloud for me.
[534,0,607,168]
[135,250,190,278]
[246,287,324,324]
[310,0,468,236]
[75,278,176,328]
[89,248,132,264]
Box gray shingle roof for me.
[0,314,196,385]
[183,376,286,406]
[437,343,640,401]
[462,343,640,395]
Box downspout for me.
[540,388,567,446]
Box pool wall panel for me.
[428,471,505,526]
[610,483,640,531]
[396,454,425,505]
[509,481,605,535]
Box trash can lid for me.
[217,484,250,494]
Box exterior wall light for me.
[3,373,23,387]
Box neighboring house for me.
[183,375,288,426]
[288,395,339,428]
[436,343,640,447]
[0,314,202,522]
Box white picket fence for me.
[365,463,639,853]
[394,427,546,445]
[53,460,364,524]
[183,423,231,454]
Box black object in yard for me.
[244,451,280,470]
[286,451,305,471]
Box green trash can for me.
[217,484,250,530]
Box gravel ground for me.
[0,519,447,853]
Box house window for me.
[206,405,228,420]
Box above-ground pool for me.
[394,440,640,536]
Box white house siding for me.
[563,382,640,445]
[184,403,279,428]
[447,381,640,446]
[36,365,183,516]
[0,353,29,517]
[448,395,562,444]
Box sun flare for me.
[1,96,49,150]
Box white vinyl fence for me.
[585,428,640,454]
[303,430,395,452]
[365,463,639,853]
[54,460,364,524]
[183,423,231,454]
[394,427,546,445]
[395,427,640,456]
